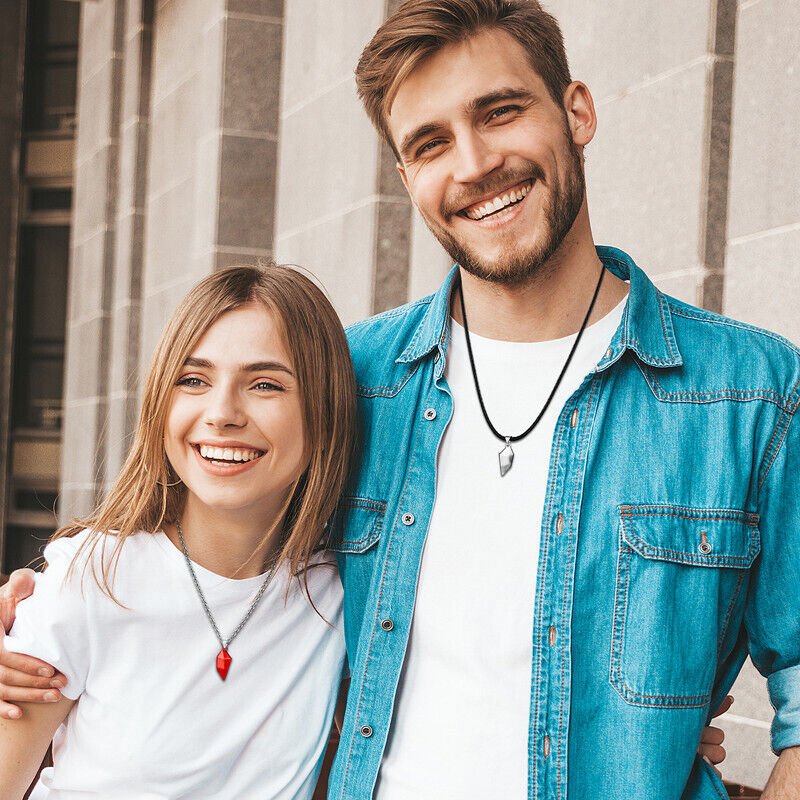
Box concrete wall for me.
[274,0,414,325]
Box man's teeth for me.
[198,445,263,463]
[465,182,531,220]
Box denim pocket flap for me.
[328,497,386,553]
[620,505,760,568]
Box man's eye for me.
[488,105,518,120]
[417,139,444,157]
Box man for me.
[0,1,796,798]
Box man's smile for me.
[457,179,533,221]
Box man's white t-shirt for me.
[375,294,628,800]
[5,529,345,800]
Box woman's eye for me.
[253,380,284,392]
[176,376,205,388]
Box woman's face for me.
[164,302,307,521]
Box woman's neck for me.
[166,497,285,579]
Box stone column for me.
[60,0,125,518]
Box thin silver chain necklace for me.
[457,266,605,477]
[176,519,281,680]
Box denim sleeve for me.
[747,399,800,754]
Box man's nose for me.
[452,131,503,184]
[203,385,246,429]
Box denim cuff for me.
[768,662,800,754]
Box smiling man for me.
[325,1,800,799]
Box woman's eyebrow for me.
[182,357,293,376]
[242,361,294,375]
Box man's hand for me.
[0,569,65,720]
[697,695,733,776]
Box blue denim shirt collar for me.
[395,244,683,371]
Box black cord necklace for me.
[457,265,606,477]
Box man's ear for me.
[563,81,597,148]
[396,161,410,193]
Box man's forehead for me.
[387,29,545,131]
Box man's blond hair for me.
[356,0,572,159]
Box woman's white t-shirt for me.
[5,529,345,800]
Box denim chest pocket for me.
[328,497,386,554]
[610,505,760,708]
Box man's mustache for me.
[440,162,546,217]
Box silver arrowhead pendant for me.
[498,438,514,477]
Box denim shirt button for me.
[424,408,437,420]
[360,724,373,738]
[381,619,394,631]
[402,513,415,525]
[699,541,712,554]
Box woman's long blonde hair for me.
[53,264,358,600]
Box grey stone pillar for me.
[138,0,283,369]
[274,0,412,325]
[60,0,125,519]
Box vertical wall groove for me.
[699,0,737,312]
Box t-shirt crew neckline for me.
[449,293,629,356]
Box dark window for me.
[28,186,72,211]
[23,0,80,133]
[11,225,69,431]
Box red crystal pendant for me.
[216,648,232,680]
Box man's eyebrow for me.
[464,87,536,116]
[398,88,536,161]
[182,357,293,375]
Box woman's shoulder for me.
[41,528,166,589]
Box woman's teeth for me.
[464,181,531,220]
[198,445,263,463]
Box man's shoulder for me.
[345,294,437,383]
[662,293,800,406]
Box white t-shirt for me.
[5,529,345,800]
[375,295,627,800]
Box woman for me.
[0,264,356,799]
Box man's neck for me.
[451,217,629,343]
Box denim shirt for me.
[328,246,800,800]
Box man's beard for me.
[421,133,585,286]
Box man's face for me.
[388,28,587,285]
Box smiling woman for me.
[0,263,358,800]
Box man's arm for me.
[762,745,800,800]
[0,571,66,719]
[0,694,73,800]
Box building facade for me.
[1,0,798,789]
